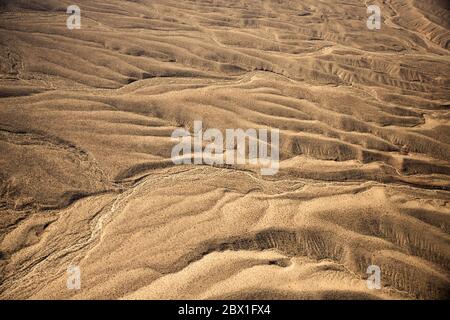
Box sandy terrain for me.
[0,0,449,299]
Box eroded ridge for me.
[0,0,449,300]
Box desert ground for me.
[0,0,449,300]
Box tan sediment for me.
[0,0,449,300]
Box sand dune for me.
[0,0,449,299]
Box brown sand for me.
[0,0,449,299]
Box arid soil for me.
[0,0,449,299]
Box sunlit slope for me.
[0,0,449,299]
